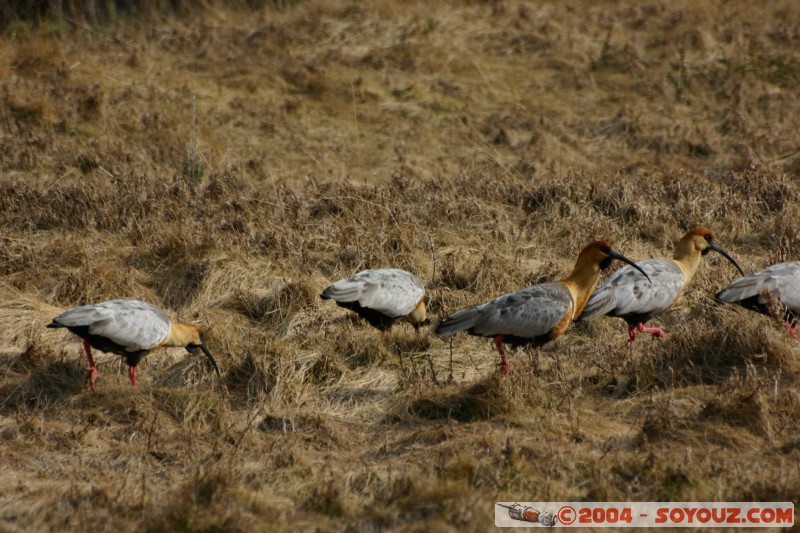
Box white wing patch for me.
[581,259,684,320]
[53,299,171,352]
[322,269,424,318]
[717,261,800,312]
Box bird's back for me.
[716,261,800,313]
[321,269,424,318]
[578,258,683,324]
[436,282,573,345]
[49,299,171,353]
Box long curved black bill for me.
[708,240,745,276]
[607,248,652,284]
[200,344,221,377]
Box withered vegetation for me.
[2,1,800,531]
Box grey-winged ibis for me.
[320,268,428,332]
[435,241,650,374]
[578,227,744,342]
[47,299,221,388]
[716,261,800,338]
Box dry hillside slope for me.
[1,1,799,531]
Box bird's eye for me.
[704,234,712,241]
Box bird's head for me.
[406,297,428,329]
[182,325,222,377]
[180,324,204,348]
[681,227,744,275]
[579,240,652,282]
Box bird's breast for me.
[547,309,574,341]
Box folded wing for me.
[50,299,171,352]
[579,259,684,322]
[437,282,573,339]
[321,269,424,318]
[716,261,800,312]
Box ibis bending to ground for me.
[715,261,800,338]
[320,268,428,332]
[435,241,650,374]
[47,299,221,388]
[577,227,744,342]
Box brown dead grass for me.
[1,1,800,531]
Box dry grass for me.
[1,1,800,531]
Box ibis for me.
[320,268,428,332]
[715,261,800,338]
[435,241,650,374]
[578,227,744,342]
[47,299,221,388]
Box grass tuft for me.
[2,1,800,530]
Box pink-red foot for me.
[83,340,99,390]
[628,323,667,343]
[499,354,510,375]
[494,335,510,375]
[784,321,798,340]
[87,367,98,390]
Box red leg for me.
[128,366,137,387]
[83,340,98,390]
[494,335,509,375]
[628,325,637,343]
[784,321,798,340]
[637,323,667,339]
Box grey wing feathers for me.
[321,269,424,318]
[52,299,171,351]
[434,302,489,336]
[437,282,573,338]
[579,259,684,320]
[716,261,800,311]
